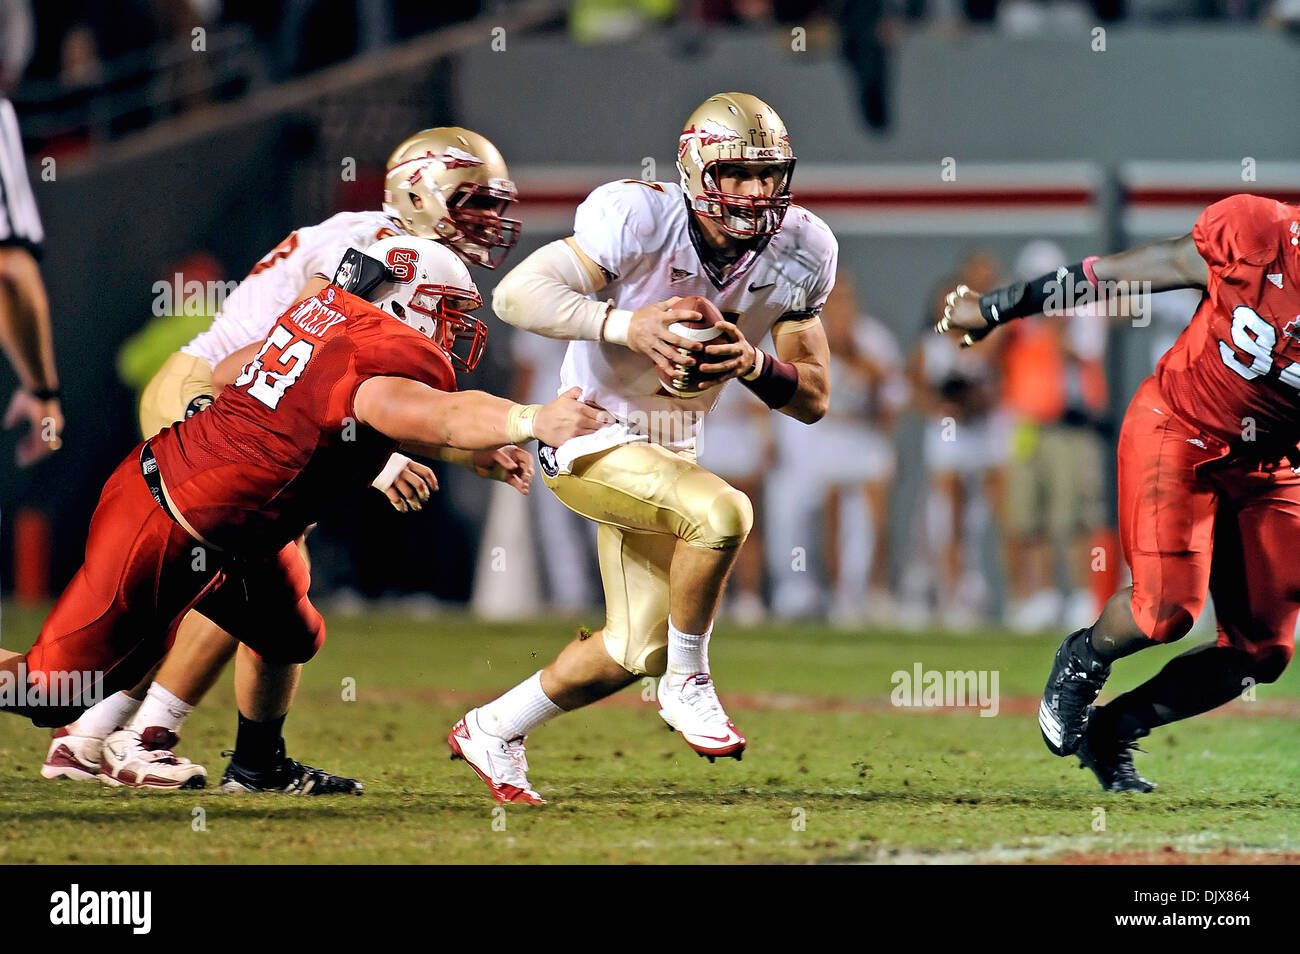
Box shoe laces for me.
[680,673,728,728]
[1111,737,1145,769]
[498,736,531,786]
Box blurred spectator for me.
[1269,0,1300,30]
[838,0,891,131]
[571,0,677,43]
[0,0,34,94]
[511,329,599,611]
[764,274,908,623]
[698,366,773,624]
[1000,240,1108,633]
[997,0,1092,33]
[117,252,226,401]
[813,273,907,623]
[905,251,1009,629]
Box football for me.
[658,295,729,397]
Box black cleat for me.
[1077,719,1156,793]
[1039,629,1110,756]
[217,747,363,796]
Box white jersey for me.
[182,210,401,366]
[827,316,907,423]
[562,179,838,455]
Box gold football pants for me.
[138,350,215,438]
[542,441,752,675]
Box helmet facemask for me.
[387,283,487,373]
[442,182,521,269]
[695,158,795,238]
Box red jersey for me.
[151,285,456,554]
[1156,193,1300,460]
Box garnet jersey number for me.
[233,324,315,410]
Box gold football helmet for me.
[383,127,521,269]
[676,92,795,238]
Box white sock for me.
[70,690,141,739]
[476,671,562,740]
[126,683,195,735]
[666,617,713,678]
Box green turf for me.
[1,604,1297,864]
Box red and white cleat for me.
[447,709,545,804]
[657,672,747,762]
[99,727,208,790]
[41,728,103,781]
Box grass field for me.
[1,603,1298,864]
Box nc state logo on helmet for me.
[382,127,521,269]
[676,92,796,239]
[345,236,488,373]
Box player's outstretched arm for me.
[1089,233,1208,290]
[354,377,612,451]
[0,247,62,466]
[492,237,705,379]
[937,233,1207,347]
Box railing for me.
[12,26,264,150]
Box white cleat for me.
[447,709,545,804]
[41,728,103,781]
[99,727,207,790]
[657,672,747,762]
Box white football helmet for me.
[360,236,486,372]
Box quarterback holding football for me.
[449,92,838,803]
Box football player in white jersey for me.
[42,127,523,790]
[448,92,837,804]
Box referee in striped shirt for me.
[0,97,62,467]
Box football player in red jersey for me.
[940,193,1300,792]
[0,237,609,792]
[42,127,521,790]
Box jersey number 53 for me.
[234,325,315,410]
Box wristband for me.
[741,349,765,381]
[506,403,542,444]
[978,260,1097,326]
[31,386,61,401]
[600,305,632,346]
[739,350,798,409]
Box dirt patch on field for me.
[1021,846,1300,865]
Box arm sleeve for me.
[493,181,665,345]
[491,239,618,341]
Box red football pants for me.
[21,450,324,722]
[1117,378,1300,675]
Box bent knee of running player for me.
[197,544,325,665]
[679,483,753,549]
